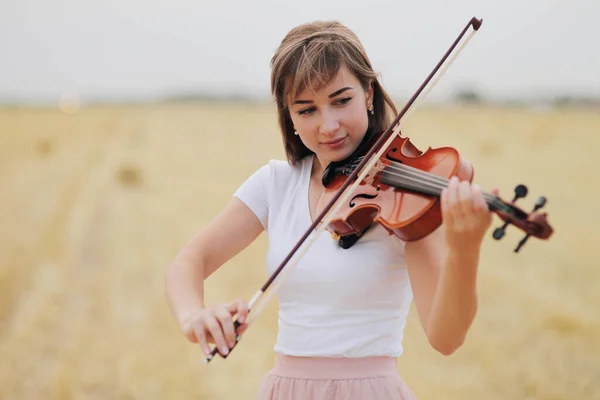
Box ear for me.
[366,80,374,106]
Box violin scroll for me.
[490,184,553,252]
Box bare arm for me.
[164,197,264,330]
[405,226,481,355]
[405,176,496,355]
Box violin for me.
[318,128,553,252]
[203,16,554,364]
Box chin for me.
[331,142,360,162]
[328,151,351,162]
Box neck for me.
[311,155,327,181]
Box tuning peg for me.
[492,184,530,241]
[513,196,548,252]
[514,233,530,252]
[493,224,507,240]
[532,196,547,211]
[512,184,528,202]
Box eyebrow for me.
[293,87,353,105]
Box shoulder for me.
[261,156,311,188]
[247,157,304,175]
[235,156,310,197]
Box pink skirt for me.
[257,354,416,399]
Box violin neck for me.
[379,163,501,210]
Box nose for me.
[318,109,340,136]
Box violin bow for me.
[204,16,483,364]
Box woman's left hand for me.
[441,176,498,252]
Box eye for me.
[334,97,352,106]
[298,107,315,116]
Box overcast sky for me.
[1,0,598,104]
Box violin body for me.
[318,132,474,243]
[318,129,553,251]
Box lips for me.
[321,136,347,149]
[322,137,345,145]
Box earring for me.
[368,104,374,115]
[294,130,299,135]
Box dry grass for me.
[0,102,598,399]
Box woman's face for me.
[288,64,373,171]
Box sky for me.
[0,0,598,105]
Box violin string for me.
[378,161,508,211]
[381,164,506,211]
[384,162,448,185]
[381,170,508,212]
[352,157,500,206]
[351,156,447,187]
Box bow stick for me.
[204,16,483,364]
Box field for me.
[0,101,598,399]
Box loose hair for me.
[270,20,398,165]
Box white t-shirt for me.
[233,155,413,358]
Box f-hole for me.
[349,186,380,208]
[385,148,403,163]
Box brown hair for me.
[270,20,398,165]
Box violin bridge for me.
[363,158,385,186]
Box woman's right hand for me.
[181,299,249,356]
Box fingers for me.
[225,299,249,339]
[179,299,250,359]
[229,298,249,324]
[214,306,236,349]
[192,321,211,356]
[443,176,490,222]
[203,312,230,356]
[471,184,488,214]
[183,300,250,358]
[458,179,473,216]
[441,184,451,224]
[443,176,461,223]
[237,323,249,335]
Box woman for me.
[165,20,497,399]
